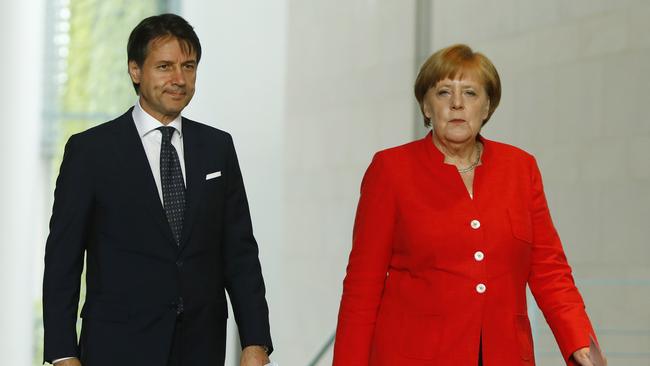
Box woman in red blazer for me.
[333,44,605,366]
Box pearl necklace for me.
[457,143,482,174]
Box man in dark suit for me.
[42,14,273,366]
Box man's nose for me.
[171,66,186,86]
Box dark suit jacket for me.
[43,108,272,365]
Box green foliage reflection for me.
[37,1,166,364]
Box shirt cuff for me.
[52,357,75,364]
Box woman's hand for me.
[572,347,607,366]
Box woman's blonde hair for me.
[414,44,501,127]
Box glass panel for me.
[36,1,168,363]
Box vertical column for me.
[180,1,288,365]
[413,0,433,137]
[0,1,46,365]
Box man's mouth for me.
[166,90,186,96]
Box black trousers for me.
[167,315,183,366]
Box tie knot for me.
[158,126,175,144]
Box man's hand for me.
[53,358,81,366]
[240,345,270,366]
[572,347,607,366]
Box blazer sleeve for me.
[333,153,396,366]
[526,157,596,365]
[221,134,273,353]
[42,135,95,363]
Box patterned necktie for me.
[158,126,186,245]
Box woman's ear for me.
[422,92,433,120]
[482,99,490,121]
[423,103,432,120]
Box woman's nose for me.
[450,93,464,109]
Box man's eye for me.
[158,64,169,70]
[184,64,195,70]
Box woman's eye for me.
[437,90,450,96]
[465,90,477,96]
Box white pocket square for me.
[205,171,222,180]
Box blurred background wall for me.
[428,1,650,365]
[0,1,647,365]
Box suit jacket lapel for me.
[179,118,204,251]
[112,110,177,247]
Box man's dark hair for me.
[127,13,202,94]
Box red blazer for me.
[334,133,596,366]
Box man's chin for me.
[163,102,189,115]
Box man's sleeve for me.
[52,357,75,364]
[43,135,94,363]
[221,134,273,353]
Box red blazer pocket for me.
[508,208,533,244]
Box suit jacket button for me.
[176,260,183,267]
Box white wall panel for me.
[430,1,650,364]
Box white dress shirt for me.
[132,99,187,201]
[52,100,186,365]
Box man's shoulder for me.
[71,112,236,148]
[71,109,132,141]
[182,117,233,144]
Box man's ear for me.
[128,60,141,84]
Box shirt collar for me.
[132,99,183,138]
